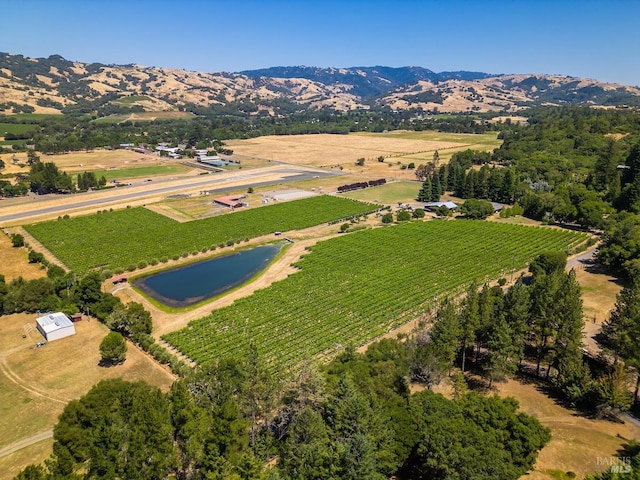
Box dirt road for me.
[0,430,53,459]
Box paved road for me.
[0,430,53,458]
[0,168,340,224]
[567,246,597,269]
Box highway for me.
[0,167,340,224]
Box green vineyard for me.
[24,195,377,274]
[162,220,589,372]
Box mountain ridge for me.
[1,52,639,116]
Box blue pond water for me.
[133,243,284,308]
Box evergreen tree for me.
[427,297,461,375]
[99,331,127,364]
[502,278,531,367]
[459,281,480,372]
[486,313,517,385]
[279,406,334,480]
[431,175,442,201]
[437,164,448,193]
[500,168,516,204]
[600,278,640,402]
[461,170,476,198]
[417,178,432,202]
[529,272,562,377]
[548,270,584,380]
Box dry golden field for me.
[226,131,501,181]
[0,232,47,281]
[498,377,640,480]
[0,313,175,479]
[40,149,171,174]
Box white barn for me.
[36,312,76,342]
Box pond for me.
[132,243,285,308]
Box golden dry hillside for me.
[2,53,640,115]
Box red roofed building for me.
[213,195,246,208]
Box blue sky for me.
[2,0,639,86]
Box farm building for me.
[36,312,76,342]
[112,275,128,285]
[197,155,234,167]
[214,195,247,208]
[424,201,458,211]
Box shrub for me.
[99,332,127,365]
[381,212,394,224]
[340,223,350,233]
[160,257,169,263]
[126,264,136,272]
[101,269,113,280]
[10,233,24,247]
[412,208,426,219]
[137,261,147,269]
[181,252,189,258]
[397,210,411,222]
[28,250,45,264]
[172,254,180,261]
[150,259,159,266]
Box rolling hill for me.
[1,52,639,116]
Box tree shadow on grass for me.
[98,358,126,368]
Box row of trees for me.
[412,250,640,414]
[411,252,582,386]
[416,151,518,205]
[413,108,640,233]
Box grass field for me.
[97,164,192,182]
[0,123,39,136]
[339,181,421,204]
[0,139,28,146]
[92,111,194,124]
[4,114,62,121]
[24,196,378,274]
[163,220,588,372]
